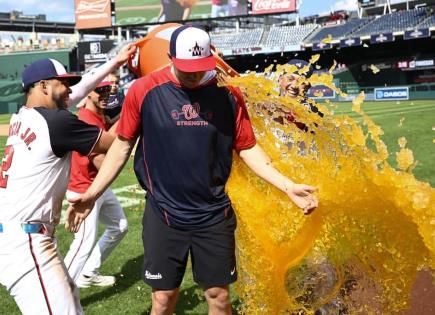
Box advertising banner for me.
[220,44,300,56]
[340,37,361,48]
[374,87,409,101]
[358,0,375,8]
[404,28,431,40]
[75,0,112,29]
[312,42,332,51]
[370,33,394,44]
[249,0,296,15]
[77,40,115,66]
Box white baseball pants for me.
[0,223,83,315]
[64,188,128,281]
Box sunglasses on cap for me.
[94,85,111,94]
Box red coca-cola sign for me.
[250,0,296,15]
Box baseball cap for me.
[287,59,314,78]
[94,81,111,93]
[22,58,81,91]
[77,81,112,108]
[169,25,216,73]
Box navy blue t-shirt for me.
[118,67,256,229]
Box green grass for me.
[0,100,433,314]
[0,113,12,124]
[332,100,434,185]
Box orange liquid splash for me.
[222,62,435,314]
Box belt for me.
[0,222,55,236]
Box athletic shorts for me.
[141,200,237,290]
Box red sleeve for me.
[78,108,106,130]
[229,87,257,151]
[117,78,147,140]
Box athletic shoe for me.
[76,273,116,288]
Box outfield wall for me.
[0,50,76,113]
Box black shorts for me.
[141,201,237,290]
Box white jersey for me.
[0,106,101,225]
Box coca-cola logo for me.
[76,0,109,14]
[252,0,295,13]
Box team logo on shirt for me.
[171,102,213,126]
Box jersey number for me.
[0,145,14,188]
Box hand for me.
[285,183,318,215]
[105,113,120,127]
[64,192,96,233]
[115,43,137,68]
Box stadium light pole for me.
[296,0,302,26]
[383,0,392,15]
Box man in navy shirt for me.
[104,72,125,124]
[66,26,318,315]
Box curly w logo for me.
[171,103,212,126]
[171,103,200,120]
[181,103,200,120]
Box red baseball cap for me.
[170,26,216,73]
[95,81,111,91]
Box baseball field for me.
[0,99,433,313]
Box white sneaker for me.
[76,273,116,288]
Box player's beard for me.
[52,91,68,109]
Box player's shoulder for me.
[130,67,172,92]
[224,85,245,105]
[33,107,75,122]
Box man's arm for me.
[90,153,105,169]
[67,43,136,107]
[238,143,318,214]
[91,121,119,153]
[65,136,135,232]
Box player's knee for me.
[152,290,177,311]
[204,286,230,308]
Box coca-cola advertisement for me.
[250,0,296,15]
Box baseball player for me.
[0,59,120,315]
[65,26,318,314]
[104,71,125,125]
[64,81,128,288]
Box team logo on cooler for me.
[145,270,163,279]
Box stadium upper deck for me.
[0,3,435,57]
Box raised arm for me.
[67,43,136,107]
[238,143,318,214]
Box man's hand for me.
[115,43,137,68]
[285,183,318,215]
[64,193,96,233]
